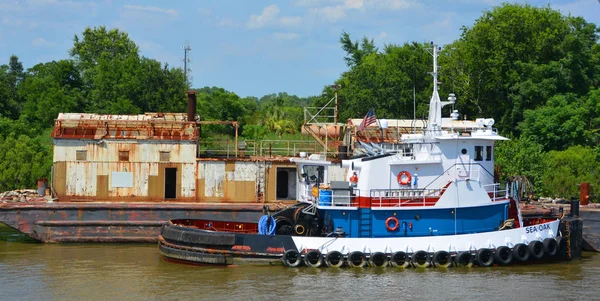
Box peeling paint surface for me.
[227,162,258,181]
[199,162,225,198]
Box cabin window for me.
[461,148,467,155]
[402,144,413,158]
[76,150,87,161]
[159,151,170,162]
[486,146,492,161]
[119,151,130,161]
[475,146,483,161]
[302,165,324,184]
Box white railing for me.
[484,183,510,201]
[317,189,360,207]
[369,188,444,207]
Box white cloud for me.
[309,0,418,22]
[31,37,56,47]
[247,4,280,29]
[367,0,418,10]
[124,5,177,17]
[344,0,364,9]
[280,16,303,27]
[311,5,347,22]
[247,5,304,29]
[379,31,388,39]
[199,7,212,16]
[273,32,300,40]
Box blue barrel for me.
[319,190,332,206]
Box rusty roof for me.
[51,113,198,141]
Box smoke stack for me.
[187,90,197,122]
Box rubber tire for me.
[368,252,388,267]
[347,251,367,268]
[325,251,345,268]
[304,249,323,268]
[528,241,544,260]
[455,252,474,267]
[389,251,410,268]
[161,226,235,246]
[556,236,568,259]
[542,238,558,257]
[432,250,452,268]
[283,249,302,267]
[494,246,513,265]
[411,250,431,268]
[476,248,494,267]
[512,243,530,262]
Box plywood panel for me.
[148,176,162,199]
[96,175,108,198]
[53,162,66,198]
[225,181,256,202]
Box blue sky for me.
[0,0,598,98]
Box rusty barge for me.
[0,92,346,242]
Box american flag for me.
[357,108,377,131]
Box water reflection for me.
[1,224,598,301]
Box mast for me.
[426,42,454,136]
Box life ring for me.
[385,217,400,232]
[397,171,411,185]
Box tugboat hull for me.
[158,219,568,267]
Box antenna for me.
[183,42,192,86]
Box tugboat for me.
[158,43,567,268]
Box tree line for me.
[0,3,598,200]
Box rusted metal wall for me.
[196,161,259,202]
[54,140,197,163]
[53,139,197,201]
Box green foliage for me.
[540,146,600,198]
[0,131,52,191]
[19,60,83,131]
[519,94,588,151]
[495,136,546,192]
[241,124,267,140]
[446,3,599,135]
[340,31,378,67]
[325,41,433,122]
[0,55,25,119]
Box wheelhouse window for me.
[475,146,483,161]
[302,165,324,184]
[486,146,492,161]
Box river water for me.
[0,224,598,301]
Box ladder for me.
[358,208,372,237]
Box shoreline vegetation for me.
[0,3,598,201]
